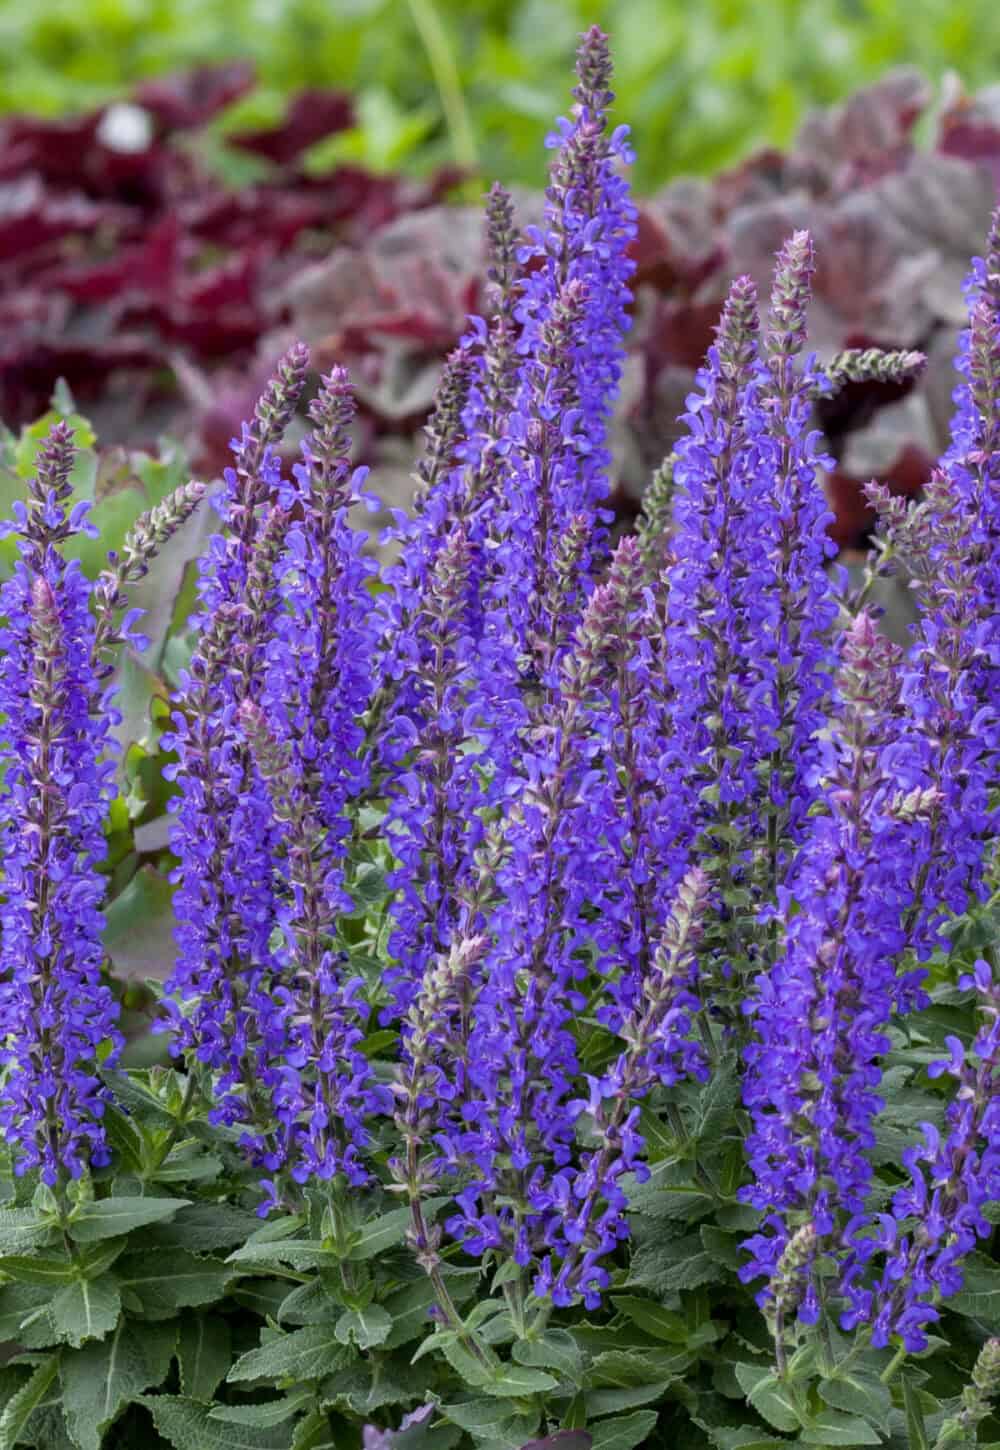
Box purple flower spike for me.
[0,426,121,1186]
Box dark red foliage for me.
[1,65,998,555]
[0,63,458,451]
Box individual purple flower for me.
[0,425,121,1186]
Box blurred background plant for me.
[1,0,999,188]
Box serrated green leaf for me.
[68,1196,189,1243]
[948,1251,1000,1318]
[481,1364,558,1398]
[611,1296,687,1343]
[586,1382,670,1418]
[800,1410,883,1445]
[291,1409,338,1450]
[51,1275,122,1347]
[0,1252,77,1284]
[178,1310,232,1401]
[0,1209,54,1255]
[228,1325,356,1384]
[818,1371,892,1424]
[335,1304,392,1350]
[442,1397,522,1434]
[146,1204,261,1254]
[733,1365,802,1434]
[139,1395,294,1449]
[0,1281,57,1349]
[62,1317,177,1450]
[149,1143,224,1186]
[209,1394,312,1428]
[277,1278,338,1327]
[585,1380,669,1415]
[587,1348,690,1389]
[346,1207,413,1261]
[115,1250,232,1319]
[512,1330,584,1383]
[226,1240,340,1272]
[589,1409,660,1449]
[693,1059,741,1140]
[0,1354,60,1450]
[709,1429,790,1450]
[627,1233,725,1294]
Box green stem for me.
[879,1342,908,1385]
[152,1070,200,1171]
[405,0,478,170]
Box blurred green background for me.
[0,0,998,189]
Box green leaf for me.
[51,1275,122,1347]
[692,1058,741,1139]
[0,1354,60,1450]
[62,1318,177,1450]
[115,1250,232,1319]
[0,1282,57,1349]
[800,1411,883,1445]
[587,1348,690,1389]
[68,1196,189,1243]
[948,1251,1000,1318]
[139,1396,295,1449]
[709,1430,790,1450]
[440,1398,518,1435]
[209,1395,312,1428]
[335,1305,392,1350]
[589,1410,660,1449]
[148,1143,223,1187]
[178,1310,232,1401]
[104,866,178,982]
[279,1278,339,1327]
[0,1209,54,1255]
[902,1375,931,1450]
[346,1206,413,1261]
[146,1204,261,1254]
[0,1252,77,1284]
[226,1240,341,1272]
[291,1410,339,1450]
[733,1365,803,1434]
[512,1330,584,1383]
[228,1325,356,1384]
[586,1384,671,1418]
[611,1296,687,1343]
[480,1364,558,1398]
[627,1233,725,1294]
[818,1371,892,1424]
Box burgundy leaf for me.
[228,89,355,165]
[131,63,256,131]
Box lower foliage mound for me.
[4,26,1000,1450]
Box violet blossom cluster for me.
[10,26,1000,1349]
[161,356,386,1200]
[0,426,121,1185]
[739,213,1000,1342]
